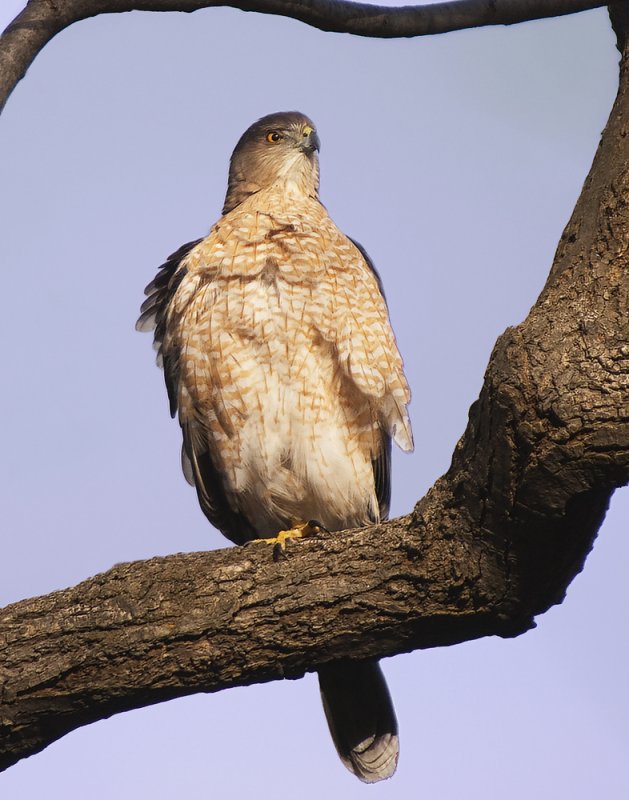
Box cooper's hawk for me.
[137,111,413,782]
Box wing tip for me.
[135,312,156,333]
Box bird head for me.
[223,111,320,214]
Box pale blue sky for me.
[1,4,627,799]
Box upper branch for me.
[0,0,607,113]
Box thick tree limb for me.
[0,0,607,114]
[1,6,628,771]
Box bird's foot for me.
[250,519,328,550]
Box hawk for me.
[137,112,413,782]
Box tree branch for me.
[1,7,628,769]
[0,0,606,114]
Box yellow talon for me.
[251,520,327,550]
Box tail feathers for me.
[318,660,399,783]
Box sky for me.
[0,3,627,799]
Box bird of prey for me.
[137,111,413,782]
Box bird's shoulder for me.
[148,193,385,314]
[177,193,355,279]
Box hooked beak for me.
[300,128,320,155]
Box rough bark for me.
[0,0,628,780]
[0,0,607,114]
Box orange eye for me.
[266,131,282,143]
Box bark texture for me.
[0,0,606,114]
[0,0,627,780]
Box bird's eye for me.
[266,131,282,143]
